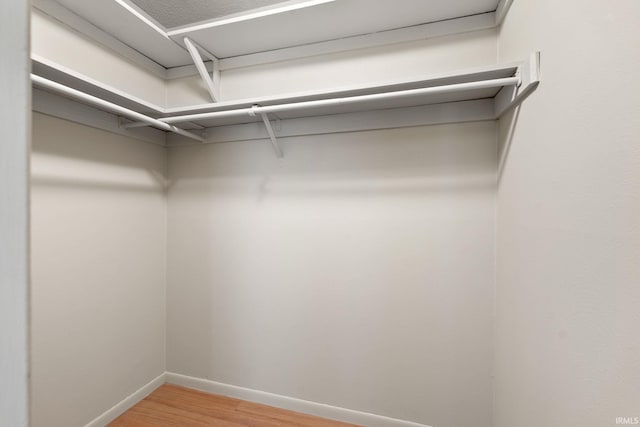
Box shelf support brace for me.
[251,106,283,159]
[494,51,541,117]
[119,117,152,129]
[261,113,283,159]
[184,37,220,102]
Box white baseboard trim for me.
[165,372,432,427]
[85,372,166,427]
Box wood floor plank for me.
[109,384,362,427]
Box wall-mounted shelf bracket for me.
[119,117,150,129]
[118,116,206,142]
[494,51,540,117]
[250,105,283,158]
[184,37,220,103]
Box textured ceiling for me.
[129,0,292,29]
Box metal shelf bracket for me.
[184,37,220,102]
[250,105,283,158]
[494,51,540,117]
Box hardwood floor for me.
[108,384,361,426]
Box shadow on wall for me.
[31,112,166,194]
[167,122,498,195]
[166,121,497,427]
[30,112,168,427]
[498,105,521,185]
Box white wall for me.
[27,2,640,425]
[165,26,500,427]
[495,1,640,426]
[30,113,167,427]
[31,7,502,425]
[166,122,497,427]
[221,29,497,100]
[31,9,166,107]
[0,1,30,426]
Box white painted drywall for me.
[494,1,640,426]
[30,113,167,427]
[0,1,30,426]
[31,9,166,106]
[165,28,498,107]
[220,29,497,100]
[166,122,497,427]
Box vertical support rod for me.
[260,113,283,159]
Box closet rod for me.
[30,74,204,142]
[160,75,521,124]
